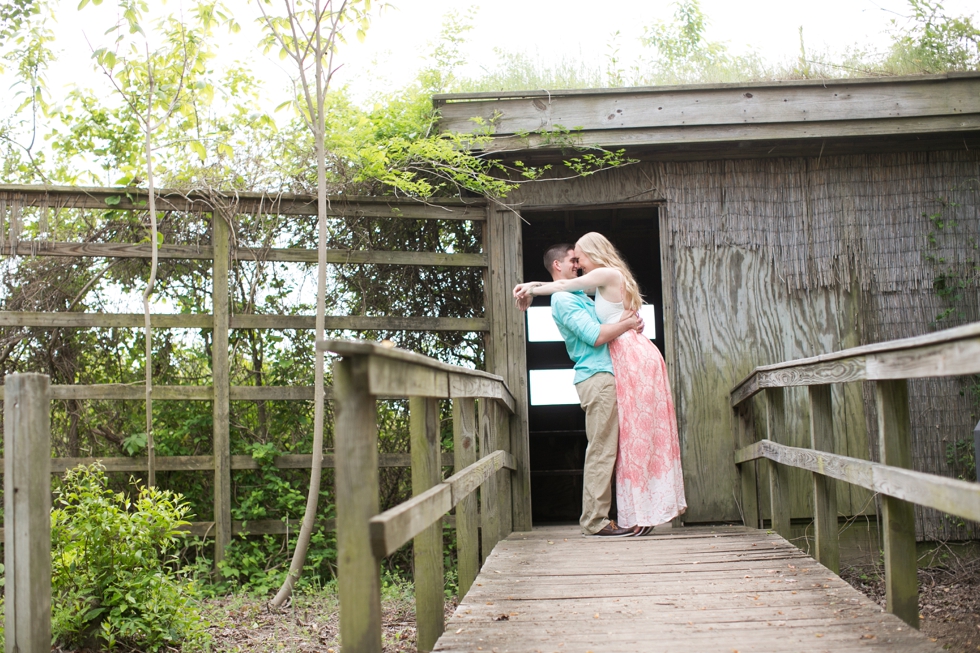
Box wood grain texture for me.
[453,398,479,599]
[411,397,445,652]
[0,184,484,219]
[4,374,51,653]
[433,524,942,653]
[333,356,382,653]
[478,399,500,564]
[766,389,792,539]
[211,212,232,564]
[809,385,840,574]
[436,75,980,135]
[734,404,760,529]
[733,439,980,524]
[876,380,918,629]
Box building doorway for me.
[521,205,664,524]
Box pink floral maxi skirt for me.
[608,329,687,528]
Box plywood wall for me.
[508,150,980,538]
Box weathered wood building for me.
[435,72,980,539]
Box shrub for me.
[50,463,210,651]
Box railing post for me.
[734,402,760,528]
[212,210,232,564]
[4,373,51,653]
[335,356,382,653]
[876,379,918,629]
[809,385,839,573]
[495,400,514,539]
[411,396,444,652]
[765,387,792,539]
[453,398,479,599]
[478,398,500,562]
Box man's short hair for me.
[543,243,574,274]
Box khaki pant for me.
[576,372,619,534]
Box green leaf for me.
[105,195,121,207]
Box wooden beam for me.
[410,396,444,652]
[0,311,488,333]
[4,373,51,653]
[809,385,839,574]
[453,398,479,599]
[478,399,501,563]
[733,440,980,524]
[333,356,382,653]
[0,384,318,401]
[0,451,455,475]
[369,449,514,559]
[876,379,918,629]
[731,321,980,406]
[0,184,485,219]
[733,403,760,529]
[766,388,791,539]
[212,212,232,565]
[0,241,487,267]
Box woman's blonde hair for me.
[575,232,643,311]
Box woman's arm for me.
[513,268,620,301]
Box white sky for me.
[28,0,980,112]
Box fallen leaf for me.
[456,628,464,634]
[494,614,509,621]
[815,634,824,638]
[594,613,600,619]
[860,634,876,640]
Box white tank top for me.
[594,288,625,326]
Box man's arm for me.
[594,311,642,345]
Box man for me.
[520,243,642,537]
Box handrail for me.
[729,321,980,631]
[731,321,980,407]
[323,339,517,653]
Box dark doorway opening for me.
[521,205,664,524]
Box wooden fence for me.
[731,321,980,628]
[325,340,517,653]
[0,184,535,564]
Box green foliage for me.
[50,463,209,651]
[945,438,977,481]
[885,0,980,72]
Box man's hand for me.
[618,310,644,333]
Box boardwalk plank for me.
[436,525,941,653]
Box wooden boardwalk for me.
[435,525,941,653]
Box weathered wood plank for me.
[0,311,488,332]
[733,440,980,524]
[232,314,490,332]
[809,385,839,574]
[367,449,514,559]
[734,403,760,529]
[436,75,980,135]
[0,241,486,266]
[212,212,232,565]
[766,388,791,539]
[411,397,445,652]
[876,379,918,629]
[448,373,516,414]
[478,399,500,564]
[453,398,479,599]
[367,356,450,399]
[333,356,382,653]
[0,184,485,219]
[731,321,980,406]
[4,374,51,653]
[322,339,507,383]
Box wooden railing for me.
[731,321,980,628]
[323,340,517,653]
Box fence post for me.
[478,399,500,562]
[335,356,382,653]
[411,396,444,652]
[876,379,918,628]
[453,398,479,599]
[765,387,792,539]
[734,402,760,528]
[212,210,232,564]
[809,385,839,573]
[4,373,51,653]
[495,401,514,540]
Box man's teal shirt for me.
[550,290,614,385]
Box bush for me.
[50,463,210,651]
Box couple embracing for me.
[514,233,686,537]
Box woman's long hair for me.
[576,232,643,311]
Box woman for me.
[514,232,686,534]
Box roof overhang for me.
[434,73,980,160]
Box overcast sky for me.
[27,0,979,108]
